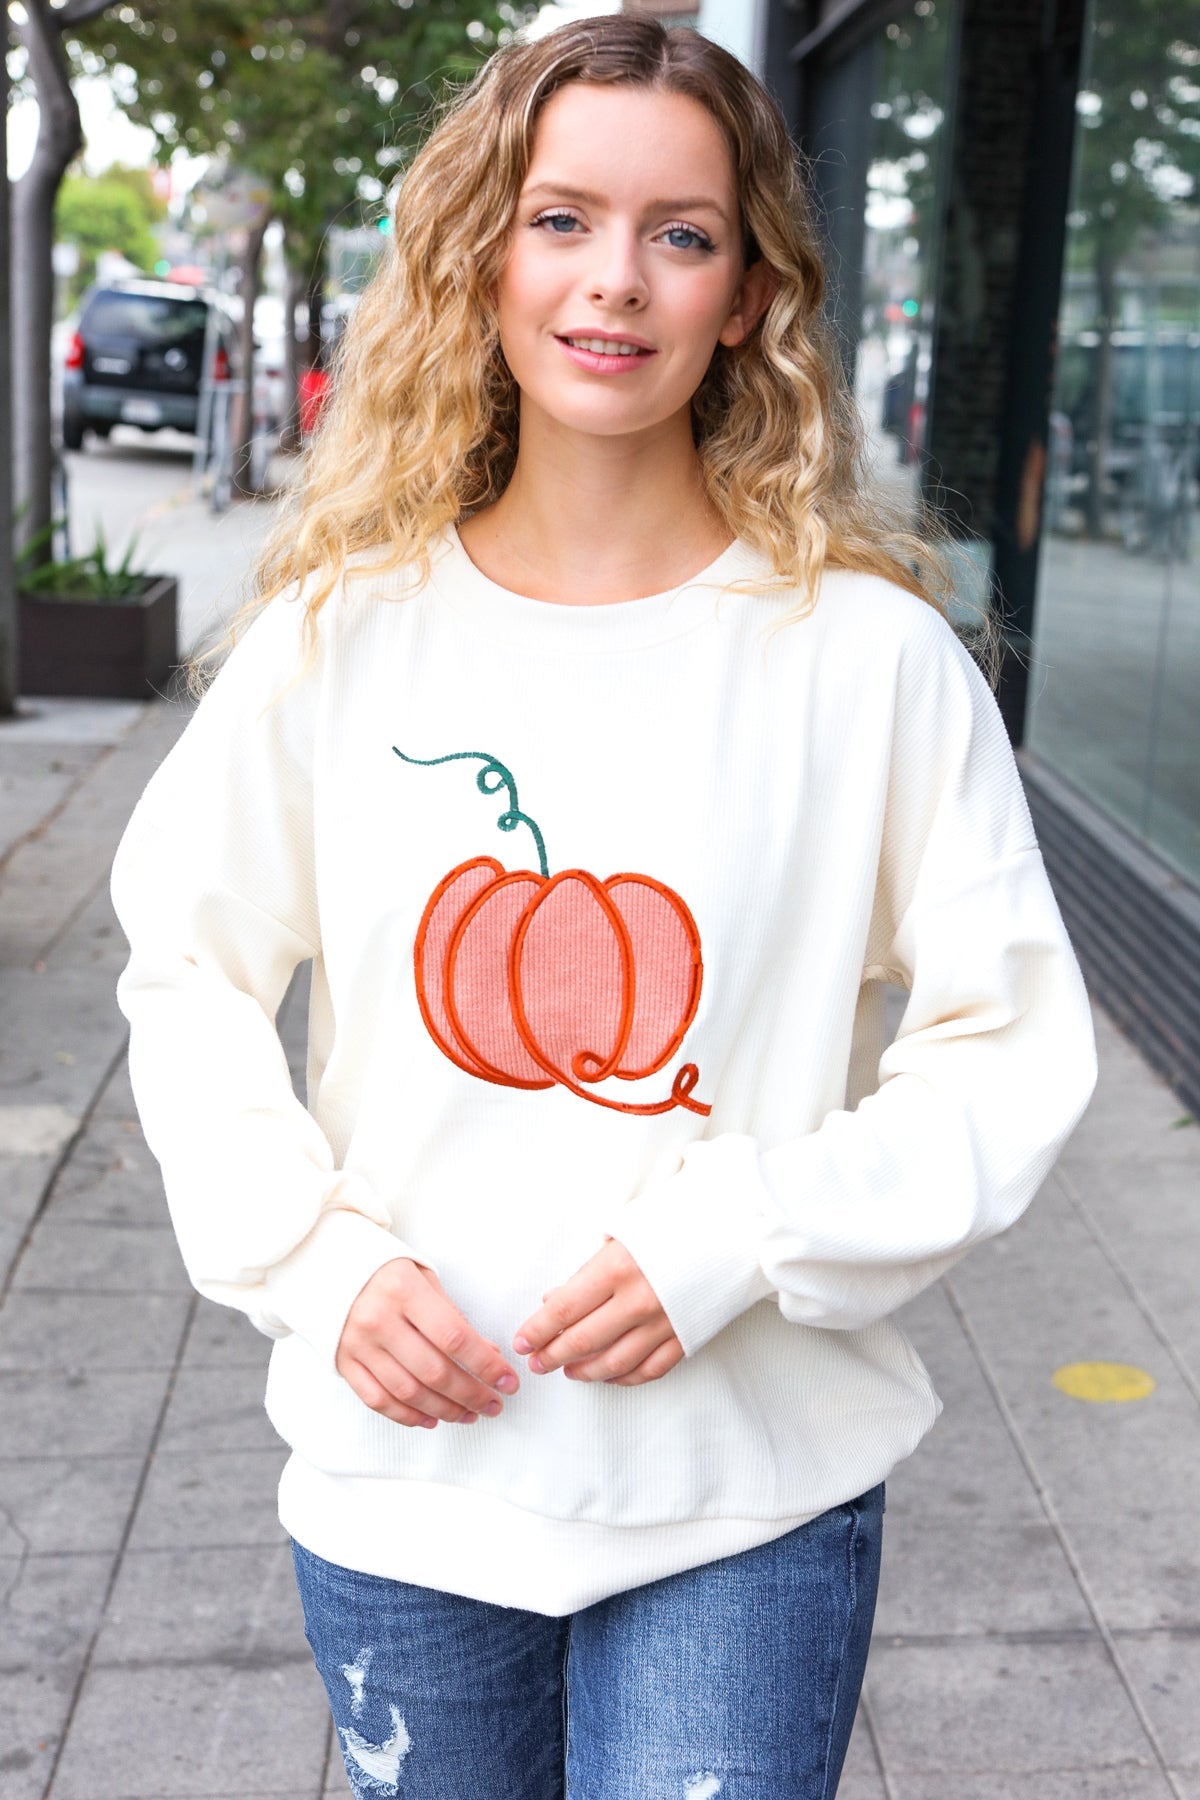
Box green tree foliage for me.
[1069,4,1200,280]
[71,2,536,251]
[55,164,163,307]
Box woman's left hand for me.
[513,1238,684,1386]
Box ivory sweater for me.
[110,526,1097,1613]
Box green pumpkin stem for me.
[393,747,550,878]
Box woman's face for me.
[495,82,772,443]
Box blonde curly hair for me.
[203,13,994,687]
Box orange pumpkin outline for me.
[602,873,704,1080]
[444,868,552,1090]
[408,837,711,1117]
[412,857,538,1086]
[509,870,638,1088]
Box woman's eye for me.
[532,211,580,235]
[660,225,714,253]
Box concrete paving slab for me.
[1060,1009,1197,1157]
[0,1368,168,1458]
[43,1116,167,1227]
[875,1509,1091,1640]
[864,1637,1158,1781]
[0,807,138,968]
[156,1365,283,1455]
[128,1450,289,1552]
[0,741,97,855]
[0,1215,26,1287]
[0,1551,113,1800]
[0,1291,189,1373]
[0,967,127,1121]
[1114,1633,1200,1776]
[884,1769,1173,1799]
[0,697,146,749]
[41,880,131,980]
[12,1218,188,1295]
[92,1056,137,1122]
[836,1711,887,1800]
[50,1657,330,1799]
[943,1190,1200,1633]
[1042,1507,1200,1634]
[1054,1153,1200,1386]
[0,1150,64,1241]
[96,1543,306,1664]
[879,1287,1094,1637]
[183,1301,274,1370]
[0,1456,145,1555]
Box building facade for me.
[685,0,1199,1114]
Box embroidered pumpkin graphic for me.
[396,747,710,1117]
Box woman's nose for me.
[585,230,648,311]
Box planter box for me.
[18,575,179,700]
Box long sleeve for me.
[110,591,418,1366]
[604,606,1098,1357]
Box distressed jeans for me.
[291,1482,884,1800]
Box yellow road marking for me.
[1052,1361,1156,1403]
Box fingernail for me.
[419,1415,438,1428]
[496,1373,519,1394]
[529,1355,546,1374]
[513,1335,532,1355]
[460,1411,479,1424]
[483,1400,503,1417]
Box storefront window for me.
[1027,1,1200,883]
[853,1,955,523]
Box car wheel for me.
[89,420,113,440]
[62,411,84,451]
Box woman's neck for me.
[456,404,733,605]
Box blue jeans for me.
[292,1483,883,1799]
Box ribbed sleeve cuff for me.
[263,1204,430,1371]
[603,1134,776,1357]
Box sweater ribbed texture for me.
[110,526,1097,1613]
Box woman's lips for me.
[555,335,657,374]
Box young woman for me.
[111,16,1097,1797]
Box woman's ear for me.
[717,260,779,348]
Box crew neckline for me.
[427,523,774,652]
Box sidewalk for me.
[1,485,1198,1798]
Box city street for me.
[1,470,1198,1798]
[60,431,193,563]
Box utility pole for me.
[1,18,17,718]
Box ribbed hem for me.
[278,1455,817,1615]
[603,1134,776,1356]
[263,1199,430,1371]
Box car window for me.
[83,293,209,341]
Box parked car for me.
[61,278,238,449]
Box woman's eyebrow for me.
[521,181,730,220]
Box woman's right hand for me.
[335,1258,520,1428]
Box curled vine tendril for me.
[393,747,549,878]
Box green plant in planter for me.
[17,518,149,601]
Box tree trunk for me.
[11,1,84,562]
[1085,237,1118,542]
[229,206,271,499]
[1,25,16,715]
